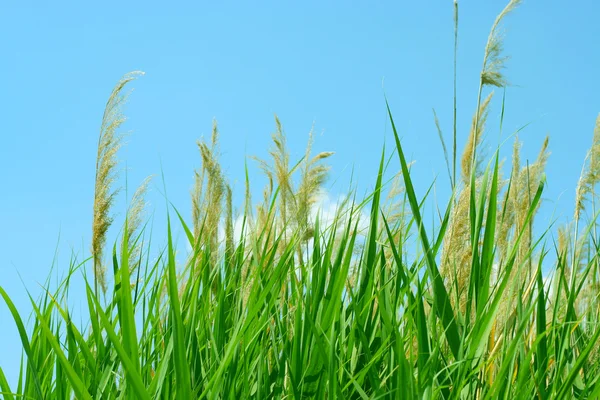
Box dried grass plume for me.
[91,71,144,293]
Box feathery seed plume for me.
[92,71,144,293]
[481,0,522,88]
[127,175,152,275]
[575,114,600,222]
[462,92,494,184]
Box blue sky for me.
[1,0,599,383]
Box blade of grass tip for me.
[381,213,408,287]
[472,163,490,271]
[462,160,485,328]
[166,215,192,398]
[386,99,461,359]
[357,147,385,319]
[499,88,506,142]
[321,218,359,330]
[14,356,21,397]
[433,191,455,255]
[172,204,195,247]
[158,159,192,396]
[0,286,44,399]
[132,229,147,305]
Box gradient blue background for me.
[1,0,599,385]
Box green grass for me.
[2,1,600,398]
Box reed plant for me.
[2,1,600,398]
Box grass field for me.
[2,0,600,398]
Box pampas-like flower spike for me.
[270,115,293,231]
[198,140,225,253]
[191,119,225,247]
[296,127,334,241]
[575,114,600,222]
[251,115,294,252]
[481,0,522,88]
[92,71,144,294]
[462,92,494,184]
[127,175,152,275]
[225,184,234,260]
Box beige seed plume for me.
[252,118,333,261]
[255,170,274,242]
[575,114,600,222]
[549,225,571,320]
[198,139,225,256]
[127,175,152,275]
[515,136,549,279]
[462,92,494,184]
[557,225,570,258]
[381,161,415,238]
[481,0,522,87]
[251,115,294,254]
[191,120,225,247]
[92,71,144,293]
[441,186,473,311]
[495,136,549,331]
[501,136,549,263]
[189,120,232,291]
[496,137,521,262]
[225,184,234,260]
[296,128,334,241]
[191,168,206,240]
[270,115,293,231]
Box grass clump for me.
[2,2,600,399]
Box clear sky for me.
[1,0,599,384]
